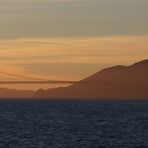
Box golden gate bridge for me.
[0,70,77,84]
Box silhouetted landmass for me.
[34,59,148,99]
[0,88,34,99]
[0,59,148,99]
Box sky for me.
[0,0,148,89]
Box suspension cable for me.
[0,70,49,81]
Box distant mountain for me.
[34,59,148,99]
[0,88,34,99]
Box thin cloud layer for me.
[0,0,148,38]
[0,36,148,80]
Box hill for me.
[0,88,34,99]
[34,59,148,99]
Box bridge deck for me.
[0,81,77,84]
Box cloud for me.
[0,0,148,38]
[0,36,148,79]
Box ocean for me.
[0,100,148,148]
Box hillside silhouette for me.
[34,59,148,99]
[0,88,34,99]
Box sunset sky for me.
[0,0,148,89]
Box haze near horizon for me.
[0,0,148,90]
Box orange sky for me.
[0,36,148,90]
[0,0,148,90]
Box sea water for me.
[0,100,147,148]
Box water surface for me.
[0,100,148,148]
